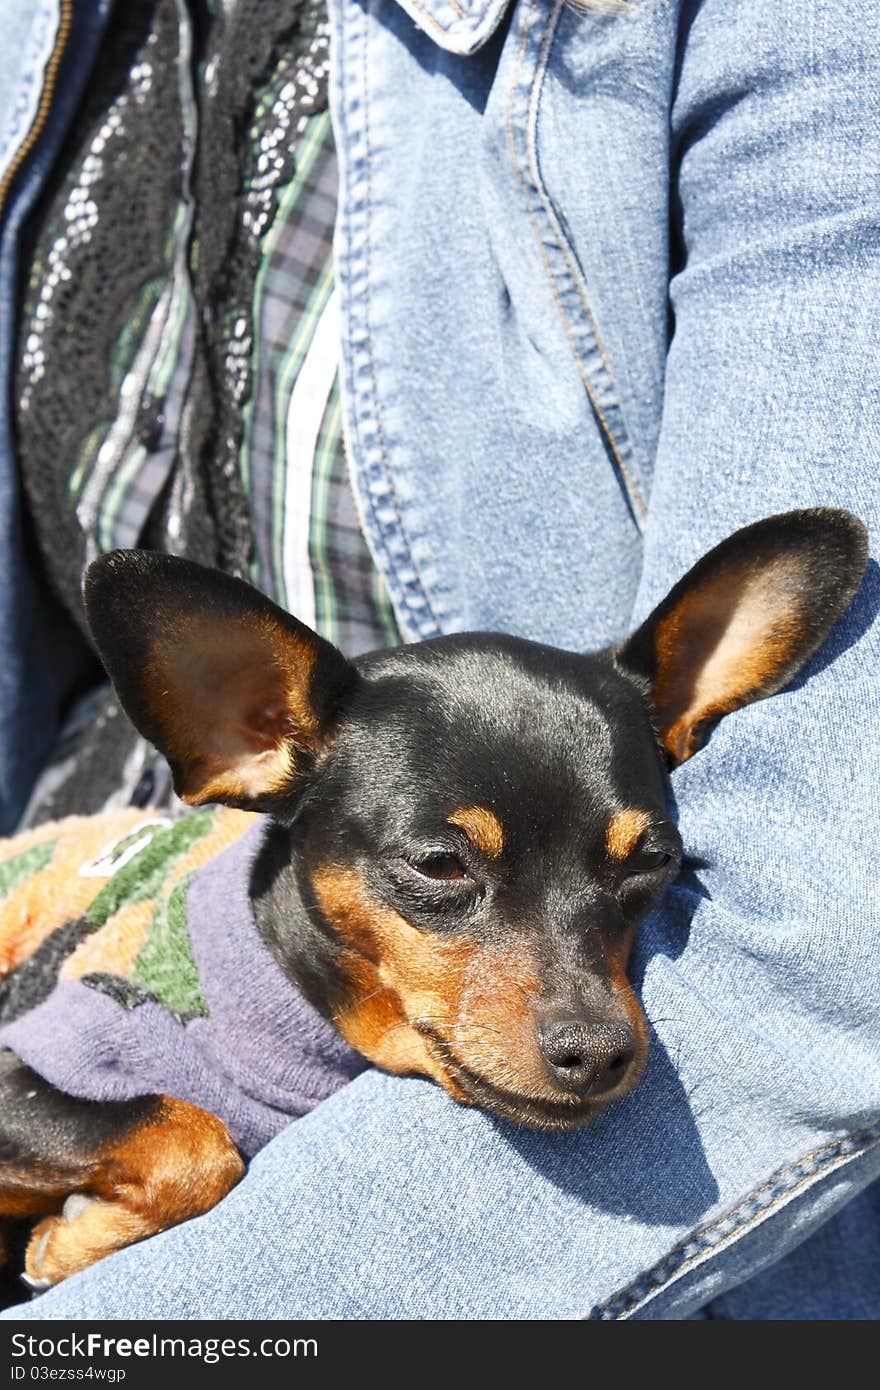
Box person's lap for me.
[5,0,880,1318]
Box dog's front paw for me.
[24,1193,117,1288]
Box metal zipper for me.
[0,0,74,222]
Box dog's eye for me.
[410,852,467,881]
[626,848,672,875]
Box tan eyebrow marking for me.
[606,808,651,861]
[447,806,504,858]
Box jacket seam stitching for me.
[591,1119,880,1319]
[507,0,646,522]
[402,0,473,38]
[355,2,442,634]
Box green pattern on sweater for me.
[0,840,56,898]
[0,809,238,1024]
[86,813,214,929]
[131,876,208,1017]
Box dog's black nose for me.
[539,1019,636,1097]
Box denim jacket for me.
[331,0,880,1316]
[2,0,880,1320]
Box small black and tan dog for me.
[0,507,868,1290]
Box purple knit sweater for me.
[0,821,367,1157]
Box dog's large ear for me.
[84,551,358,810]
[615,509,868,766]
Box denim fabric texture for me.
[703,1177,880,1321]
[0,2,57,181]
[3,0,880,1318]
[0,0,111,832]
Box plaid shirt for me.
[241,108,398,656]
[69,101,397,660]
[18,3,398,826]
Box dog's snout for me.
[538,1018,636,1097]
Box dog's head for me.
[83,509,867,1129]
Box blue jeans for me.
[5,0,880,1317]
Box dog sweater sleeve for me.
[0,811,367,1156]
